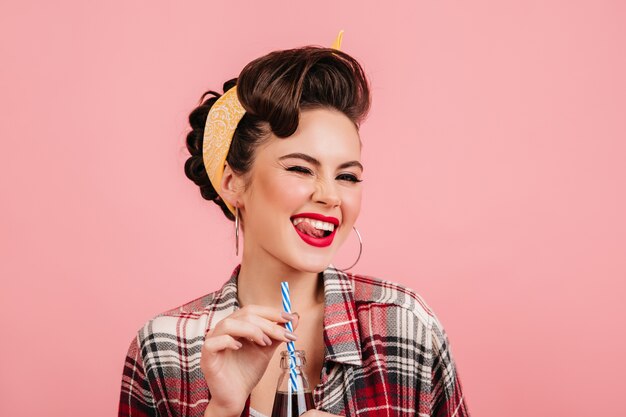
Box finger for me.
[290,312,300,331]
[233,304,296,325]
[203,334,243,354]
[213,317,272,346]
[239,312,298,343]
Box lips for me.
[290,212,340,248]
[292,224,337,247]
[290,212,340,226]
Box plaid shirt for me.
[118,264,470,417]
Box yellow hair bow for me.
[331,30,344,50]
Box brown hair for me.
[184,46,371,221]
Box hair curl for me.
[184,46,371,221]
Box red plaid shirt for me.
[118,264,470,417]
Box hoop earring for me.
[234,206,240,256]
[336,226,362,272]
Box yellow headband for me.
[202,30,345,216]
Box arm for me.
[118,334,158,417]
[430,314,471,417]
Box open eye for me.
[337,174,363,183]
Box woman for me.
[118,33,470,417]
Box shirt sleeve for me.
[430,313,471,417]
[118,334,158,417]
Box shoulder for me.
[344,270,438,329]
[133,286,228,346]
[345,270,461,353]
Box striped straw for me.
[280,281,298,393]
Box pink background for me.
[1,1,625,416]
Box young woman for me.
[118,34,470,417]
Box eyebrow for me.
[278,153,364,172]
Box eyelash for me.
[286,166,363,183]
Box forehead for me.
[258,108,362,160]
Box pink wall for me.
[1,1,625,416]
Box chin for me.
[286,253,333,274]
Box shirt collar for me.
[210,264,363,367]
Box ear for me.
[219,162,246,208]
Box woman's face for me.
[239,107,363,273]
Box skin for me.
[201,107,364,417]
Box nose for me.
[312,177,341,208]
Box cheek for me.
[262,174,312,209]
[342,188,362,219]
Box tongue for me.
[295,221,325,238]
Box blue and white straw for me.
[280,281,298,393]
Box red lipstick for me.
[291,212,339,226]
[290,213,340,248]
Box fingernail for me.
[285,331,298,341]
[263,335,272,346]
[281,312,295,321]
[293,312,300,320]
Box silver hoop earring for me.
[336,226,362,272]
[234,206,240,256]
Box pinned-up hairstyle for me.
[184,46,371,221]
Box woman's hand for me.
[200,305,299,417]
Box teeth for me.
[291,217,335,232]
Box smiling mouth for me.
[290,219,338,248]
[291,217,334,238]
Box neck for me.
[236,241,325,313]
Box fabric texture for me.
[118,264,470,417]
[201,85,244,217]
